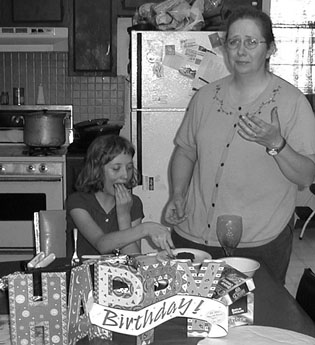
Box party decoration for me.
[6,256,255,345]
[8,271,68,345]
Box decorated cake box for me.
[6,255,231,345]
[228,292,254,328]
[212,263,255,306]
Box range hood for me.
[0,27,68,52]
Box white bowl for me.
[220,257,260,277]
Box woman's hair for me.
[225,6,275,50]
[75,135,137,193]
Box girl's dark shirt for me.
[66,192,144,256]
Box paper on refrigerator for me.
[193,51,230,90]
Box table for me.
[253,262,315,337]
[0,260,314,345]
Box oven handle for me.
[0,176,62,182]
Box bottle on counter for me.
[37,84,45,105]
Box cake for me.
[176,252,195,261]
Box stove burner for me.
[23,146,61,157]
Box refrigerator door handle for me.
[136,110,143,185]
[136,32,143,185]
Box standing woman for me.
[66,135,174,257]
[165,6,315,284]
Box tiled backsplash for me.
[0,52,126,124]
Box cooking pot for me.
[73,119,122,150]
[23,111,67,147]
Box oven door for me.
[0,176,64,261]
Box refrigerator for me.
[129,30,230,253]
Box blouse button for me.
[105,218,109,223]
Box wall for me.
[0,51,126,124]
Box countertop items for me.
[36,84,45,105]
[0,92,9,105]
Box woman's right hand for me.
[164,197,187,225]
[144,222,174,256]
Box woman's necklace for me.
[215,75,279,117]
[229,73,272,106]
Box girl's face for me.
[103,152,134,195]
[226,18,273,76]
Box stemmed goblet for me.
[216,215,243,257]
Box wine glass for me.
[216,215,243,257]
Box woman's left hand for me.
[238,106,284,148]
[114,183,133,214]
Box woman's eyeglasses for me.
[225,37,267,50]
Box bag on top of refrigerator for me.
[135,0,206,31]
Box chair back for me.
[33,210,66,258]
[296,268,315,322]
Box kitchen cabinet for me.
[12,0,63,22]
[68,0,117,76]
[0,0,71,27]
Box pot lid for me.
[74,118,109,129]
[26,110,67,118]
[84,123,122,132]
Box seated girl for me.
[66,134,174,257]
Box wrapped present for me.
[212,263,255,306]
[228,292,254,328]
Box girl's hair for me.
[75,135,137,193]
[225,6,275,50]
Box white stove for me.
[0,105,73,261]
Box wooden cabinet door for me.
[69,0,116,75]
[0,0,71,27]
[12,0,63,22]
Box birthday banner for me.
[88,294,228,337]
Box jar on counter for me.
[0,92,9,105]
[13,87,25,105]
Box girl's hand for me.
[114,183,133,215]
[144,222,174,256]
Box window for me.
[269,0,315,94]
